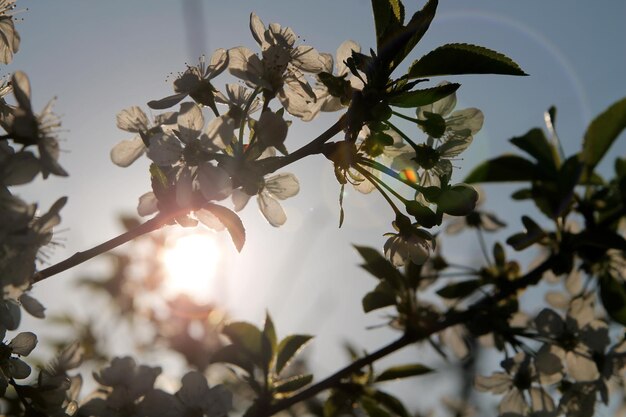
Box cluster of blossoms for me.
[475,295,626,416]
[111,12,485,271]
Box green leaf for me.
[493,242,506,267]
[371,390,411,417]
[600,273,626,326]
[362,287,396,313]
[203,203,246,252]
[263,312,277,351]
[465,155,536,183]
[276,335,313,375]
[354,245,404,287]
[274,374,313,393]
[436,279,482,299]
[388,0,438,71]
[436,184,478,216]
[389,83,460,108]
[574,229,626,251]
[211,344,255,375]
[371,0,404,53]
[554,155,584,216]
[375,363,433,382]
[408,43,527,78]
[360,397,391,417]
[262,312,277,371]
[582,97,626,171]
[506,216,546,251]
[324,391,349,417]
[510,128,558,170]
[223,322,263,365]
[405,201,442,228]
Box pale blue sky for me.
[8,0,626,411]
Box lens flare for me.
[161,232,220,302]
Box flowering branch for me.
[258,255,558,417]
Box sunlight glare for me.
[161,233,220,302]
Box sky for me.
[6,0,626,411]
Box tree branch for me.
[33,212,175,284]
[256,115,345,175]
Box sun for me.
[161,231,221,302]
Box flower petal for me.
[110,135,146,167]
[264,173,299,200]
[336,40,360,76]
[178,371,210,409]
[197,164,233,201]
[147,132,183,166]
[257,111,288,149]
[232,189,252,212]
[566,351,599,382]
[257,192,286,227]
[137,192,158,216]
[9,332,37,356]
[116,106,149,133]
[207,48,229,78]
[177,102,204,144]
[249,13,266,47]
[474,372,511,394]
[8,357,31,379]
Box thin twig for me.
[33,212,174,284]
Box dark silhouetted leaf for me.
[362,286,396,313]
[354,246,404,287]
[361,396,391,417]
[405,201,441,228]
[223,322,263,365]
[276,335,313,375]
[371,0,404,53]
[371,390,411,417]
[408,43,527,78]
[211,344,255,374]
[147,92,187,109]
[262,312,277,372]
[388,83,459,108]
[203,203,246,252]
[582,97,626,171]
[437,184,478,216]
[600,273,626,326]
[263,312,277,352]
[375,363,433,382]
[506,216,546,250]
[436,279,482,299]
[465,155,536,183]
[274,374,313,393]
[493,242,506,267]
[510,128,557,170]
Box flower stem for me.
[385,120,421,153]
[352,164,402,216]
[237,87,262,157]
[357,156,424,194]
